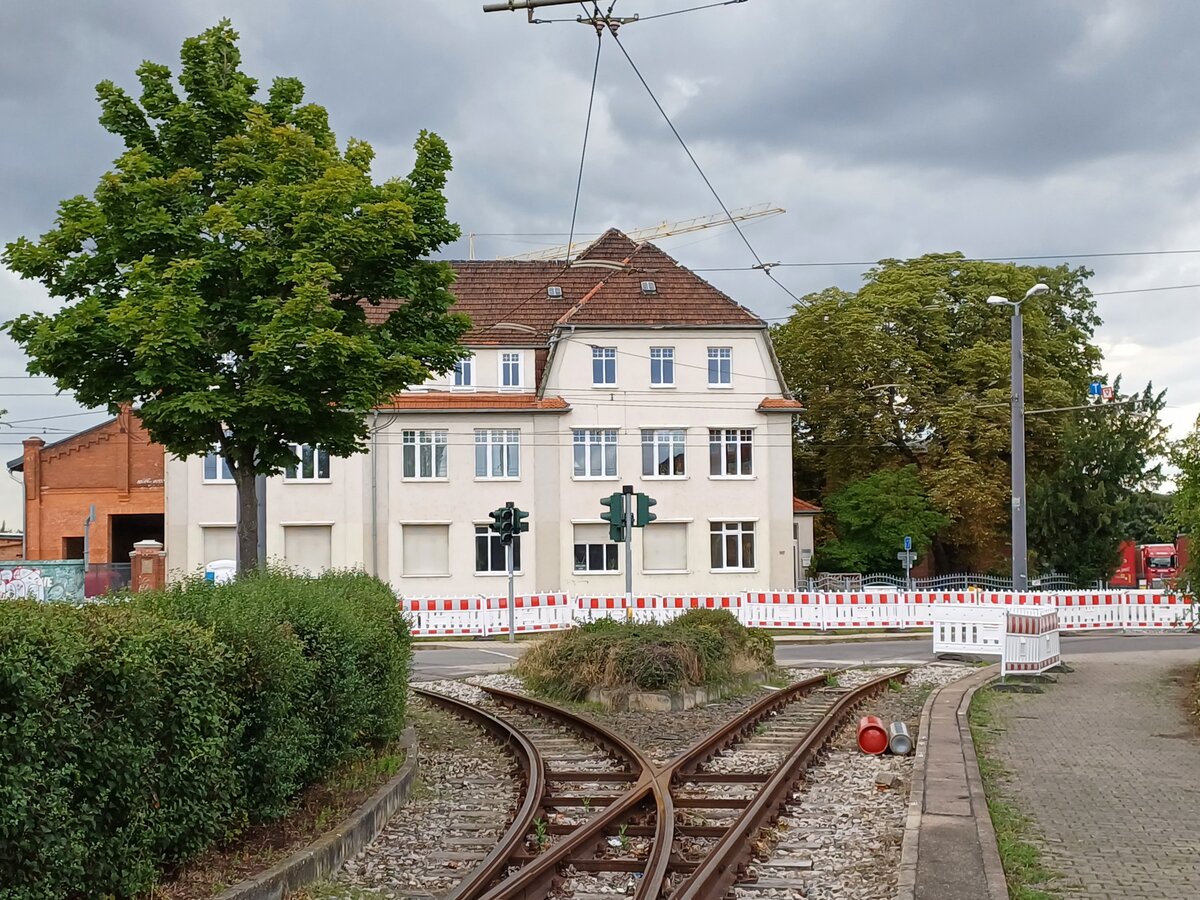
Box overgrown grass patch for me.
[969,686,1062,900]
[514,609,775,701]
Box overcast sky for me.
[2,0,1198,522]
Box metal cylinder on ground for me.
[857,715,888,754]
[888,721,913,755]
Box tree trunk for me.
[233,464,260,575]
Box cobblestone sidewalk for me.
[991,647,1200,899]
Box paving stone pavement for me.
[991,647,1200,899]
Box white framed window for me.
[475,525,521,574]
[643,522,688,572]
[641,428,686,477]
[592,346,617,386]
[711,521,756,571]
[475,429,520,479]
[284,444,330,481]
[707,346,732,387]
[573,524,619,573]
[650,347,674,387]
[453,355,474,389]
[500,352,522,389]
[709,428,754,477]
[402,430,448,480]
[203,451,234,483]
[573,429,618,478]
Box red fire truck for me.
[1110,538,1190,589]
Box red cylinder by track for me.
[857,715,888,754]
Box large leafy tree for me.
[3,21,468,571]
[815,465,948,574]
[773,253,1103,572]
[1170,415,1200,593]
[1027,379,1167,583]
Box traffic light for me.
[513,508,530,534]
[488,507,506,534]
[600,492,626,543]
[499,505,515,544]
[636,493,657,527]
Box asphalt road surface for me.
[410,632,1200,681]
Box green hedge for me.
[515,608,775,700]
[0,570,410,899]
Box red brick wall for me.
[22,407,165,563]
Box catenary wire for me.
[565,8,605,263]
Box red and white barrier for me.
[400,597,481,636]
[742,592,826,629]
[482,593,573,636]
[1002,609,1061,675]
[932,606,1006,656]
[398,589,1197,638]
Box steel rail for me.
[474,685,666,900]
[412,688,549,900]
[670,668,911,900]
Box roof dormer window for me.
[640,280,657,295]
[547,285,563,299]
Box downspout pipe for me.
[371,410,379,577]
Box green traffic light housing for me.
[600,492,626,542]
[488,507,506,534]
[513,508,530,534]
[636,493,657,527]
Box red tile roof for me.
[758,397,804,411]
[363,228,763,344]
[793,497,823,514]
[376,392,570,412]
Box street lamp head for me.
[986,295,1012,306]
[1024,283,1050,299]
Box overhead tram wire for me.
[599,12,810,308]
[694,248,1200,272]
[564,7,605,264]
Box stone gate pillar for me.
[129,539,166,593]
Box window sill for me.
[708,475,757,481]
[450,385,476,392]
[282,479,333,485]
[475,571,525,577]
[707,384,734,390]
[574,570,622,576]
[649,384,676,389]
[401,477,450,483]
[399,572,452,578]
[573,475,620,481]
[591,384,619,390]
[475,476,522,482]
[497,386,527,393]
[201,480,236,486]
[642,475,689,481]
[643,569,689,575]
[709,568,759,574]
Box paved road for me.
[411,632,1200,681]
[991,647,1200,898]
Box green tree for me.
[772,253,1101,572]
[3,22,468,571]
[1027,379,1167,583]
[1170,414,1200,593]
[815,466,948,574]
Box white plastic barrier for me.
[741,592,826,629]
[658,594,742,624]
[1125,592,1196,629]
[932,605,1006,656]
[1051,592,1127,630]
[575,594,659,624]
[400,597,481,636]
[1002,609,1061,675]
[482,593,573,636]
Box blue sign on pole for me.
[904,535,912,552]
[1088,381,1102,397]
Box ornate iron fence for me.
[834,571,1100,592]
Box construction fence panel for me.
[1051,592,1127,630]
[1002,609,1062,675]
[822,591,909,629]
[575,594,660,624]
[931,605,1006,656]
[658,594,742,624]
[482,592,574,636]
[1124,592,1197,629]
[400,597,482,637]
[741,592,826,629]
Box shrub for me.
[0,602,240,898]
[515,611,775,700]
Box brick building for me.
[7,407,165,563]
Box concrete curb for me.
[215,727,419,900]
[895,666,1007,900]
[959,678,1009,900]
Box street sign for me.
[1101,385,1115,401]
[1088,381,1102,398]
[897,551,917,564]
[903,535,912,552]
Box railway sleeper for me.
[566,855,698,873]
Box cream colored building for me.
[165,230,802,593]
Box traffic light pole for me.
[505,500,515,643]
[623,484,634,601]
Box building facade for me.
[8,406,165,564]
[165,230,801,593]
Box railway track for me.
[412,667,907,899]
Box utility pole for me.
[623,484,634,600]
[505,501,515,643]
[1009,307,1028,591]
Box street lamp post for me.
[987,283,1049,591]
